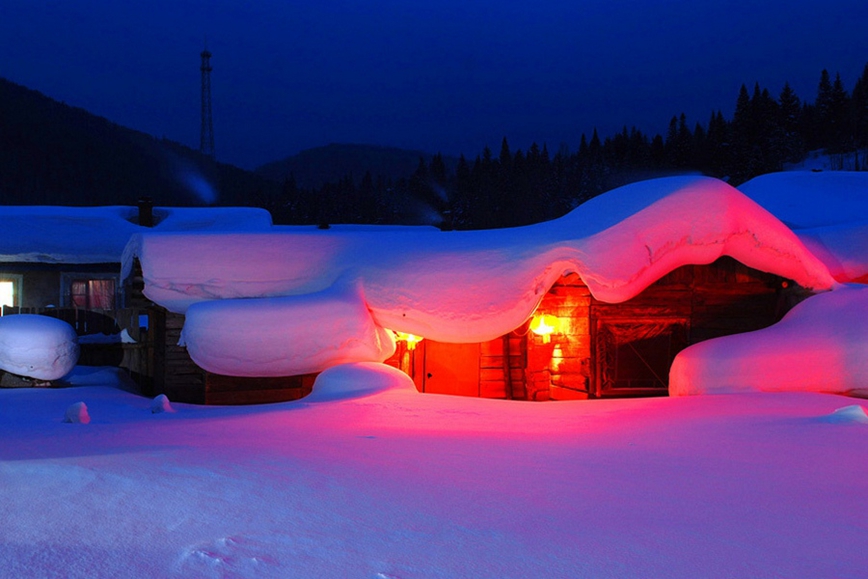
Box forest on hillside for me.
[268,64,868,229]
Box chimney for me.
[137,197,154,227]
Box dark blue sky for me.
[3,1,867,170]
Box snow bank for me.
[306,362,418,402]
[128,177,834,369]
[669,284,868,396]
[0,314,79,380]
[739,171,868,283]
[180,284,396,376]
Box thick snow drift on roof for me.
[669,284,868,397]
[739,171,868,229]
[180,284,395,377]
[0,205,272,264]
[0,314,78,380]
[795,222,868,283]
[739,171,868,283]
[129,176,833,354]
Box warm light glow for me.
[0,281,13,309]
[394,331,424,350]
[530,314,559,343]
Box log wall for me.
[404,257,791,401]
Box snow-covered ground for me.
[2,170,867,577]
[1,366,866,578]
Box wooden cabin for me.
[385,256,802,401]
[125,256,804,404]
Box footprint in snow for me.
[177,535,279,578]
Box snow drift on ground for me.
[0,205,272,264]
[0,314,78,380]
[1,371,866,579]
[739,171,868,282]
[126,176,834,377]
[306,361,419,402]
[670,284,868,397]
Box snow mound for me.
[0,314,79,380]
[63,401,90,424]
[670,284,868,396]
[180,285,396,377]
[306,362,418,402]
[150,394,174,414]
[821,405,868,424]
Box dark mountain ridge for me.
[0,77,276,207]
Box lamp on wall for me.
[393,331,424,350]
[529,313,560,343]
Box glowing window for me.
[0,281,12,307]
[70,279,116,309]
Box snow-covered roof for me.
[124,176,836,377]
[0,205,273,265]
[738,171,868,283]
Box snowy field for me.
[1,170,867,577]
[1,366,866,578]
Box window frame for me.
[60,272,120,310]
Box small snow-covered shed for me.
[0,202,272,369]
[123,176,836,404]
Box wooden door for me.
[419,340,481,397]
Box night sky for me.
[3,1,867,170]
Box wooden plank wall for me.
[529,273,592,401]
[205,373,316,405]
[479,334,525,399]
[156,310,206,404]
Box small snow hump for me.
[306,362,417,402]
[821,405,868,424]
[63,401,90,424]
[150,393,174,414]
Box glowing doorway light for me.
[393,331,424,350]
[529,313,559,343]
[0,281,13,309]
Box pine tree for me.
[778,82,805,164]
[705,110,730,177]
[828,72,850,153]
[729,84,754,183]
[815,69,835,148]
[852,63,868,150]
